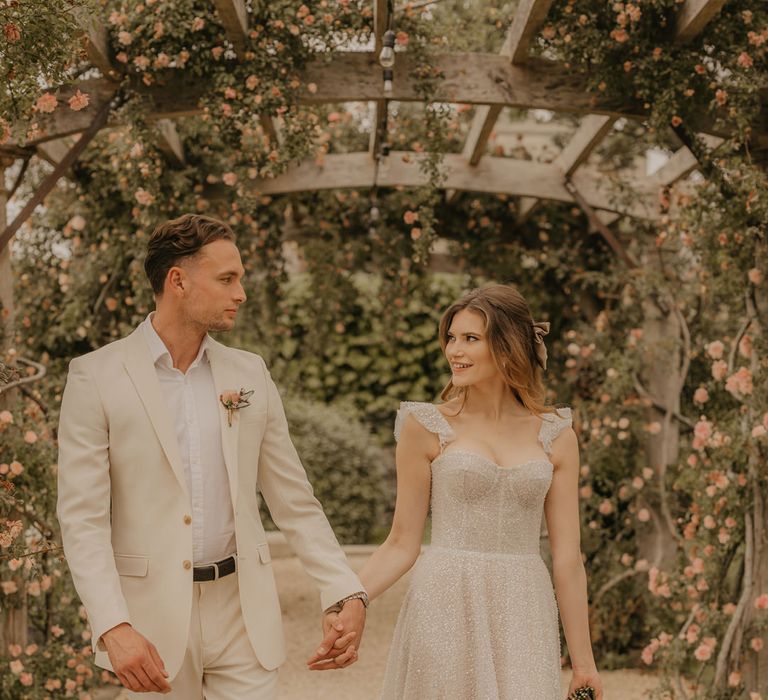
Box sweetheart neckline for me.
[432,449,553,472]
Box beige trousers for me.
[128,572,277,699]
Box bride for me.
[358,284,602,699]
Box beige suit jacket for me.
[56,327,363,677]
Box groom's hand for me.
[102,623,171,693]
[307,600,366,671]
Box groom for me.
[57,214,367,697]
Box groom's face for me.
[179,239,247,332]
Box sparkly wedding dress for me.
[379,402,572,700]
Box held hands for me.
[102,623,171,694]
[567,666,603,700]
[306,599,367,671]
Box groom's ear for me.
[166,266,186,295]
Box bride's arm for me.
[357,415,436,601]
[544,428,602,695]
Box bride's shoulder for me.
[394,400,455,445]
[434,397,462,418]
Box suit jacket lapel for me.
[207,340,240,511]
[122,328,189,499]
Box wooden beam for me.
[260,114,281,145]
[221,151,659,219]
[0,101,112,254]
[155,120,185,166]
[517,196,539,222]
[212,0,248,58]
[18,55,767,150]
[73,7,122,81]
[500,0,556,64]
[370,0,391,157]
[373,0,389,55]
[462,1,554,172]
[36,138,73,167]
[648,135,723,186]
[369,99,388,158]
[518,114,614,222]
[553,114,615,177]
[676,0,727,42]
[463,104,503,166]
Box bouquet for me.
[567,688,595,700]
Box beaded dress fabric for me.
[379,402,573,700]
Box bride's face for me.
[445,309,502,387]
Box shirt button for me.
[183,515,192,525]
[183,560,192,570]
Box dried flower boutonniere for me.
[219,388,254,427]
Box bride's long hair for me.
[438,284,553,416]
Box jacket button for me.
[183,560,192,570]
[183,515,192,525]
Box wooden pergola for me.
[0,0,748,261]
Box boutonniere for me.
[219,388,254,427]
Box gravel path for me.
[108,552,660,699]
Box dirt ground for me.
[274,554,658,699]
[108,552,660,699]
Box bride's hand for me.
[567,667,602,699]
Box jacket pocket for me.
[114,554,149,577]
[257,543,272,564]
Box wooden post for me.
[0,160,14,339]
[637,298,682,572]
[0,159,29,653]
[744,271,768,692]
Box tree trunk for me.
[0,161,29,653]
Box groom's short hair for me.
[145,214,236,295]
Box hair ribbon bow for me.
[532,320,550,370]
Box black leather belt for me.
[193,555,236,582]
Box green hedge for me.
[259,393,391,544]
[248,273,470,442]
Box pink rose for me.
[0,410,13,424]
[755,594,768,610]
[68,90,90,111]
[706,341,725,359]
[9,461,23,476]
[693,387,709,405]
[725,367,753,397]
[222,172,238,186]
[694,642,713,661]
[35,93,58,113]
[2,581,19,595]
[23,431,37,444]
[748,267,763,285]
[598,500,614,515]
[9,659,23,674]
[751,637,764,652]
[117,30,133,45]
[711,360,728,381]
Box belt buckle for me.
[211,561,220,581]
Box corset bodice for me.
[394,401,572,556]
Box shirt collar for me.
[141,313,211,370]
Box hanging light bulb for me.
[383,68,394,94]
[379,30,396,68]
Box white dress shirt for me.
[141,315,236,565]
